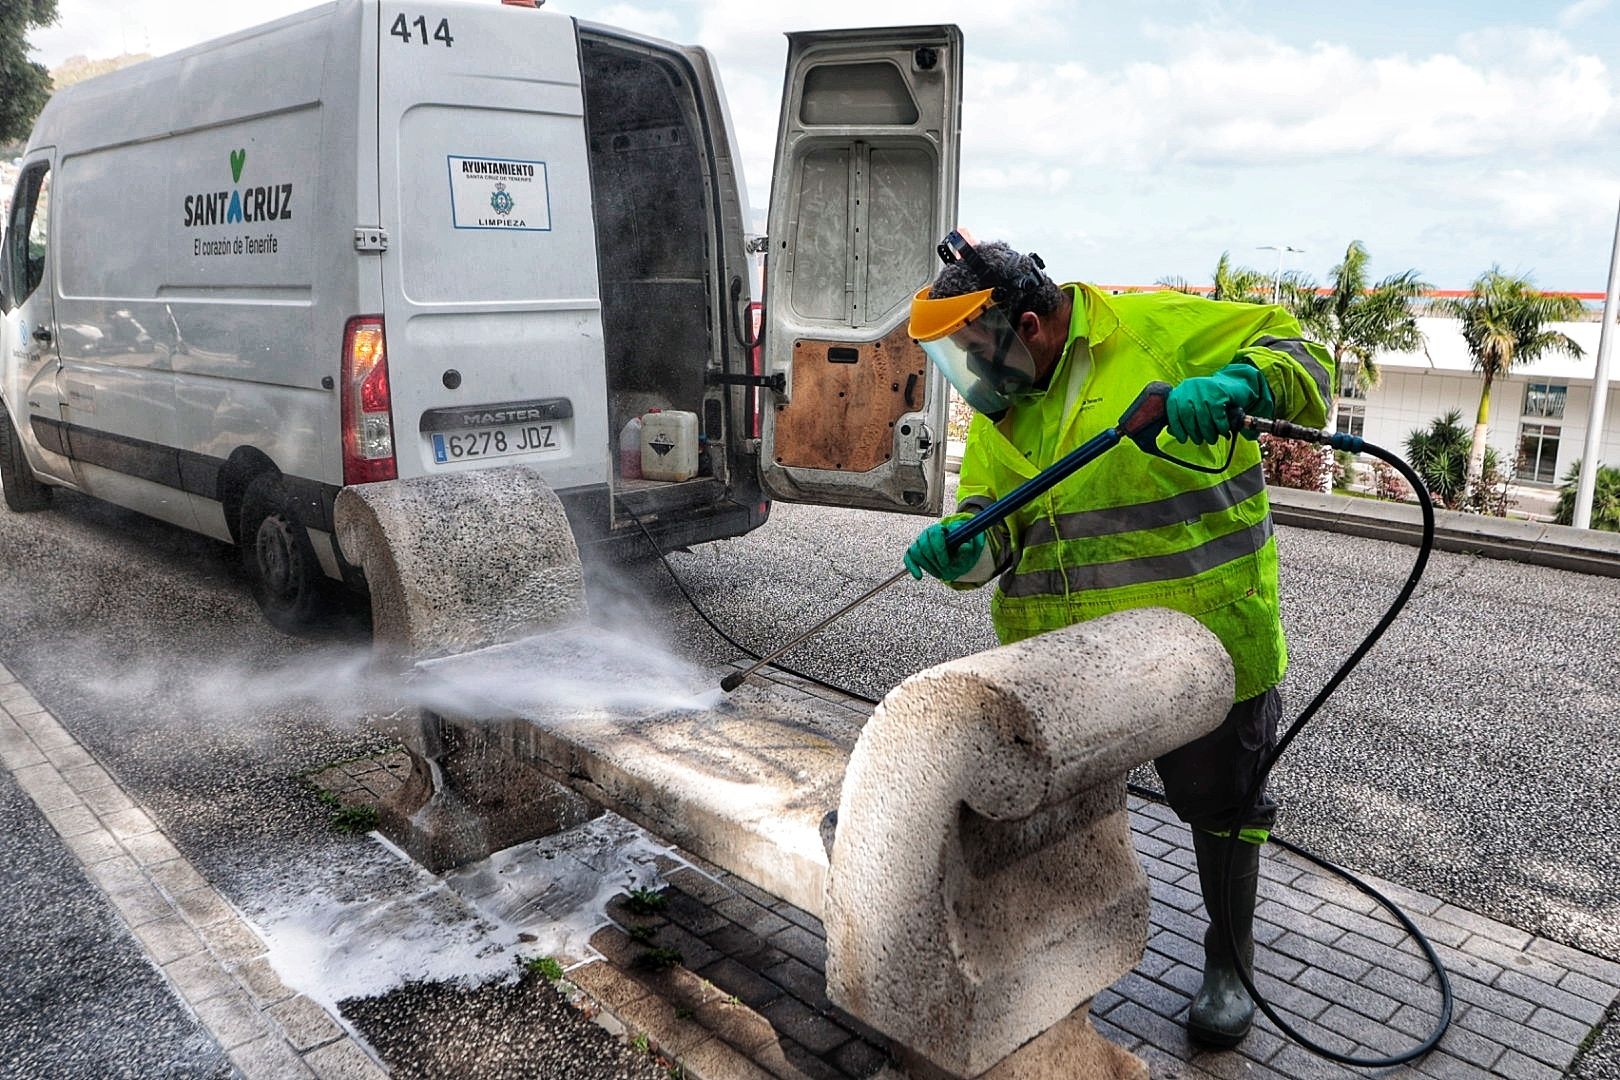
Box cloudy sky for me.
[26,0,1620,292]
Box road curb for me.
[944,441,1619,578]
[1266,486,1620,578]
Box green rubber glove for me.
[1166,363,1270,444]
[904,521,986,581]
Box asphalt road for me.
[0,766,231,1078]
[0,479,1616,1076]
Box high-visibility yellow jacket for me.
[950,283,1334,701]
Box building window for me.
[1339,363,1366,401]
[1336,403,1366,437]
[1518,422,1560,484]
[1523,383,1567,420]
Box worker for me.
[904,231,1333,1049]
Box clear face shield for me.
[915,299,1040,418]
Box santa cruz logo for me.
[182,149,294,227]
[490,182,515,216]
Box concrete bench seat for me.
[412,631,856,919]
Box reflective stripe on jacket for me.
[952,283,1334,701]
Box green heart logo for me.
[229,148,246,183]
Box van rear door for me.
[376,3,608,492]
[758,26,961,515]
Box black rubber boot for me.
[1188,829,1261,1048]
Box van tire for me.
[240,474,332,633]
[0,407,52,513]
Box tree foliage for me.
[50,52,152,92]
[1283,241,1429,392]
[0,0,60,145]
[1435,269,1585,485]
[1208,251,1273,304]
[1554,459,1620,532]
[1158,252,1273,304]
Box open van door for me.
[759,26,961,515]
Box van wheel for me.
[0,407,52,512]
[240,474,332,633]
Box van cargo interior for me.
[580,35,722,511]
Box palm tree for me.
[1157,252,1272,304]
[1283,241,1429,405]
[1436,269,1585,487]
[1210,252,1272,304]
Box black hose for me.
[1211,425,1452,1067]
[619,501,840,692]
[624,426,1453,1067]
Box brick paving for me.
[1110,798,1620,1079]
[526,794,1616,1080]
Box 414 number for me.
[390,14,454,47]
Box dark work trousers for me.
[1154,687,1282,836]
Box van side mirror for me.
[0,228,10,313]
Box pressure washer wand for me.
[718,382,1174,693]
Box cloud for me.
[962,164,1074,195]
[688,0,1071,60]
[577,2,683,41]
[963,27,1616,170]
[1463,165,1620,231]
[1558,0,1613,28]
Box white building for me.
[1338,316,1614,505]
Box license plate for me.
[432,422,561,463]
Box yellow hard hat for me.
[907,285,996,343]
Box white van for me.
[0,1,960,629]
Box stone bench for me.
[334,469,1235,1078]
[396,611,1230,1079]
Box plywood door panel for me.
[772,324,928,473]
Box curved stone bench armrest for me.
[334,466,587,664]
[825,608,1233,1078]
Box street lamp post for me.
[1573,196,1620,531]
[1258,245,1304,305]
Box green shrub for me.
[622,887,669,915]
[634,946,683,971]
[1403,410,1506,513]
[1554,459,1620,531]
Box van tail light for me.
[341,316,398,484]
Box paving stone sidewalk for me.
[1112,798,1619,1079]
[12,632,1615,1080]
[525,791,1617,1080]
